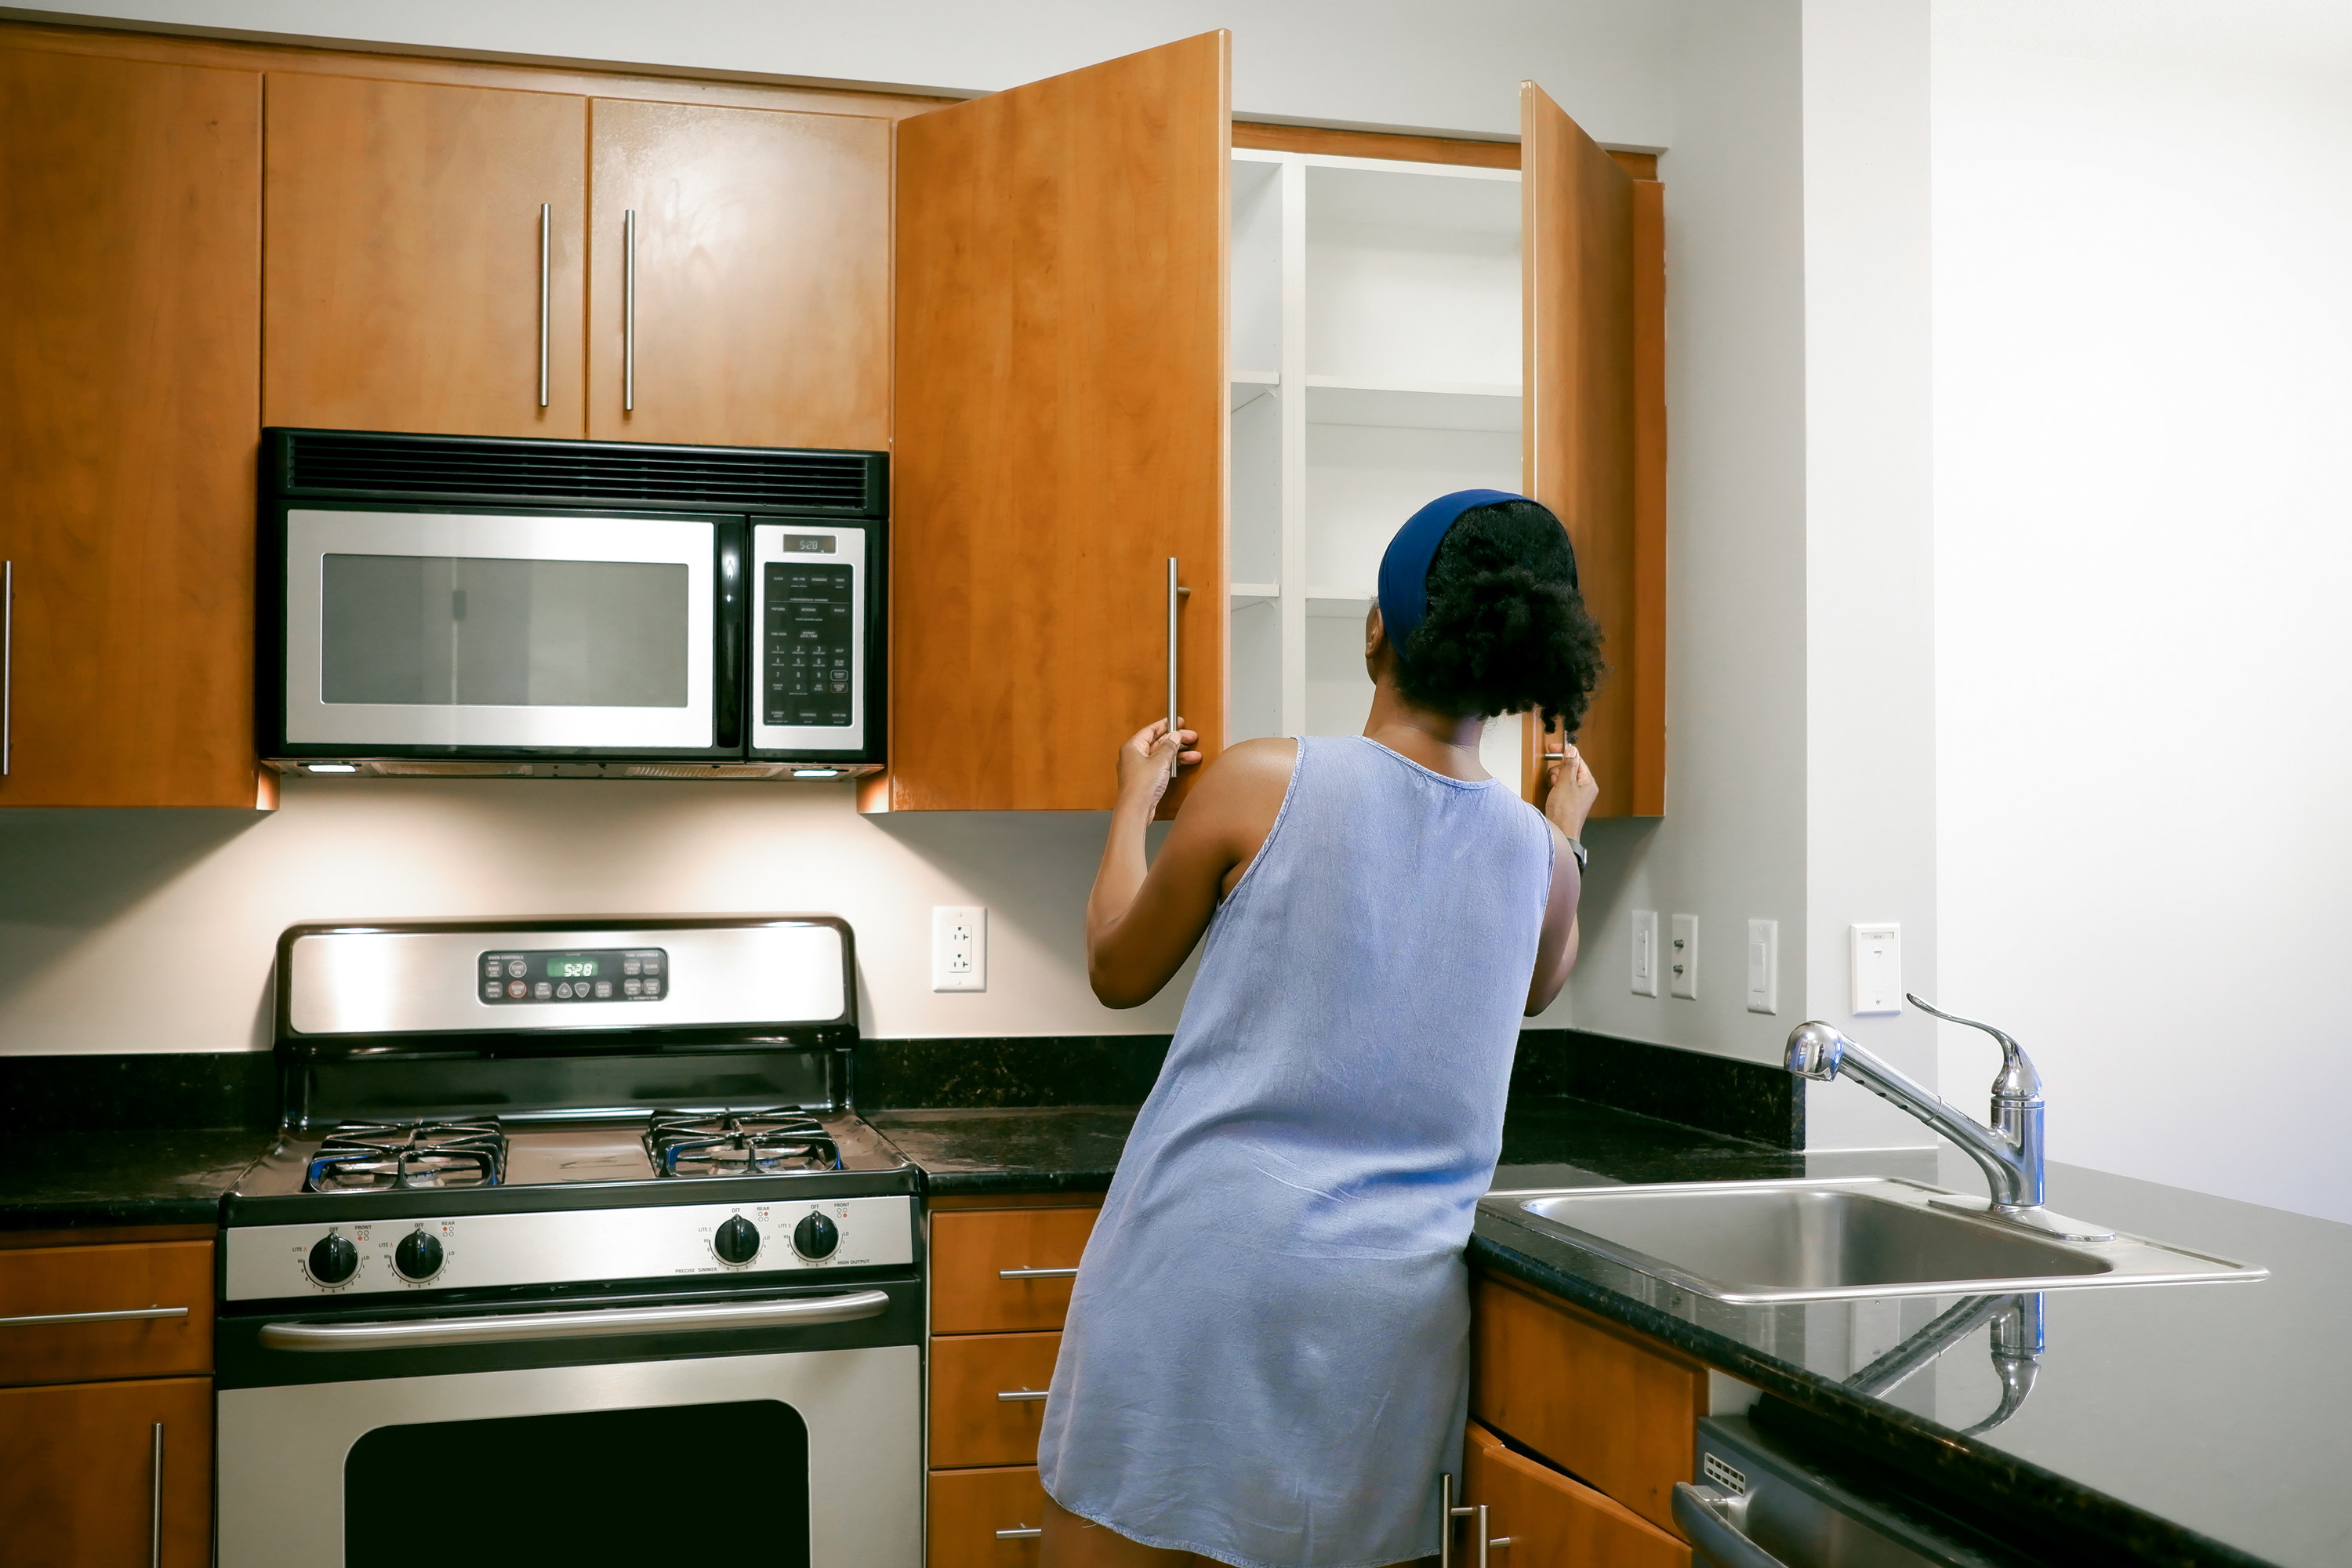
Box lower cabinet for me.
[0,1373,212,1567]
[928,1465,1051,1568]
[1464,1420,1690,1567]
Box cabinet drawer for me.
[1470,1273,1704,1538]
[0,1240,214,1387]
[927,1464,1047,1568]
[1465,1420,1690,1567]
[931,1207,1099,1334]
[931,1330,1061,1468]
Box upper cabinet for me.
[0,45,268,808]
[263,77,894,450]
[262,75,590,438]
[880,34,1231,814]
[588,100,891,450]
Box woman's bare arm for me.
[1087,724,1295,1008]
[1525,745,1599,1014]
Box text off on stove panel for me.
[480,948,666,1004]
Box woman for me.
[1036,490,1607,1568]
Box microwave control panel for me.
[478,948,666,1004]
[750,522,868,756]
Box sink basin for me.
[1483,1178,2266,1304]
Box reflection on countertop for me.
[0,1127,271,1230]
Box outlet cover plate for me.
[932,906,985,993]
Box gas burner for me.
[646,1109,840,1178]
[307,1120,504,1194]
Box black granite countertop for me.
[878,1098,2352,1568]
[0,1128,271,1231]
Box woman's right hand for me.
[1116,717,1200,815]
[1544,743,1599,840]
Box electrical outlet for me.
[1631,910,1660,997]
[1745,920,1780,1014]
[932,906,985,993]
[1669,915,1698,999]
[1849,922,1901,1015]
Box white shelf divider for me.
[1305,376,1522,434]
[1230,582,1280,608]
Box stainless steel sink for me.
[1483,1178,2266,1304]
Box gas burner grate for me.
[306,1120,504,1194]
[646,1109,840,1178]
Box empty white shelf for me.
[1305,377,1522,433]
[1229,582,1280,608]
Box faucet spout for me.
[1783,1018,2039,1209]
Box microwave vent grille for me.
[273,430,883,515]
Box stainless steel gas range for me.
[216,916,921,1568]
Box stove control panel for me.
[479,947,667,1004]
[224,1195,916,1301]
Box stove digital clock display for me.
[477,948,666,1004]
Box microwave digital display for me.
[776,535,837,554]
[763,563,855,728]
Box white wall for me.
[1932,0,2352,1220]
[2,0,1677,145]
[0,780,1188,1052]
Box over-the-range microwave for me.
[261,429,886,779]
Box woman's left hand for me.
[1116,718,1200,815]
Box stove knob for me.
[792,1211,840,1261]
[713,1214,761,1265]
[307,1232,358,1286]
[394,1229,445,1282]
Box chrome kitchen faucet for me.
[1784,996,2115,1243]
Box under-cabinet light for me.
[791,768,841,779]
[306,764,359,774]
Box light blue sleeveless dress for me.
[1037,735,1555,1568]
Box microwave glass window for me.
[763,562,855,727]
[321,554,690,708]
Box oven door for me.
[276,505,739,756]
[217,1283,919,1567]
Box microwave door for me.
[750,522,867,757]
[282,510,721,752]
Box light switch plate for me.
[932,906,985,992]
[1849,922,1902,1015]
[1631,910,1660,997]
[1669,914,1698,999]
[1745,919,1780,1014]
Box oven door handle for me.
[256,1288,891,1352]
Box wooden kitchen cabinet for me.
[0,1239,214,1387]
[1470,1272,1707,1539]
[931,1330,1062,1468]
[879,34,1232,814]
[0,1376,213,1568]
[1463,1419,1690,1566]
[0,44,268,808]
[930,1205,1100,1334]
[262,72,589,438]
[588,99,892,450]
[928,1465,1049,1568]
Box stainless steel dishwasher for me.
[1678,1416,2011,1568]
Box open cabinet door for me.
[1521,82,1664,819]
[877,33,1229,813]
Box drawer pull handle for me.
[997,1388,1050,1402]
[996,1526,1043,1540]
[998,1266,1079,1280]
[0,1305,189,1328]
[149,1421,164,1568]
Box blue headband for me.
[1377,488,1531,663]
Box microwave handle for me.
[715,521,744,750]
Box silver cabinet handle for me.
[623,208,637,412]
[996,1526,1043,1540]
[996,1388,1049,1402]
[258,1288,887,1352]
[0,1305,189,1328]
[997,1266,1079,1280]
[1475,1503,1512,1564]
[2,559,13,777]
[1673,1482,1788,1568]
[1163,557,1189,736]
[537,203,551,409]
[149,1421,163,1568]
[1439,1472,1472,1568]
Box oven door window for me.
[283,509,723,750]
[343,1399,808,1565]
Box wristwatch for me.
[1563,837,1588,873]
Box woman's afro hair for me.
[1392,498,1606,731]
